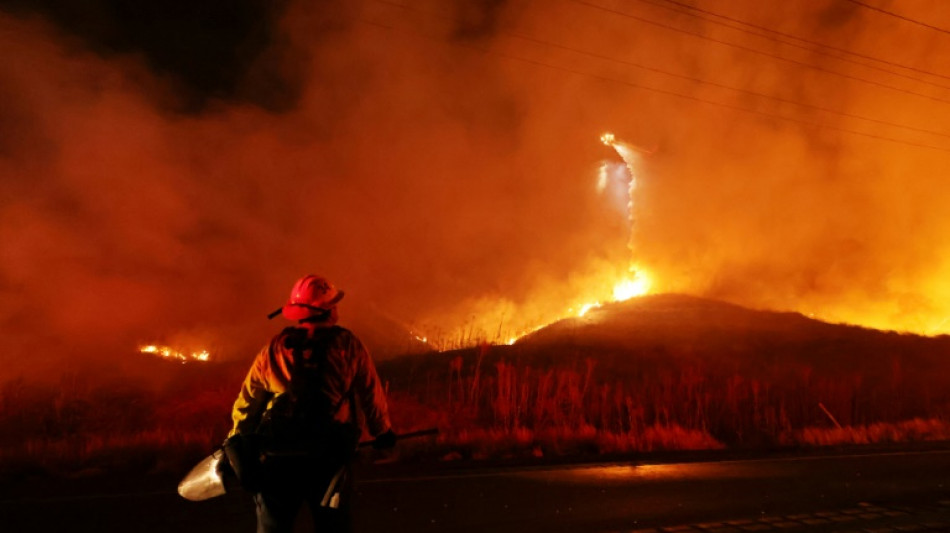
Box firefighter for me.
[226,274,396,533]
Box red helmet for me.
[273,275,344,321]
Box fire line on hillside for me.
[140,344,211,363]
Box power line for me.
[501,25,950,141]
[570,0,950,106]
[844,0,950,36]
[361,8,950,154]
[371,0,950,141]
[643,0,950,86]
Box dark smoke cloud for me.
[0,0,303,112]
[451,0,510,41]
[3,0,950,380]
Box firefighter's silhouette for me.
[226,275,394,533]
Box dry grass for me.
[787,418,950,447]
[380,341,950,456]
[2,340,949,478]
[0,374,232,478]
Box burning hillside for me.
[516,293,950,372]
[139,344,211,364]
[380,293,950,447]
[519,293,856,347]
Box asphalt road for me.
[4,447,950,532]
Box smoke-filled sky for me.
[3,0,950,378]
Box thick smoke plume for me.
[3,0,950,379]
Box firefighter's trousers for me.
[254,455,352,533]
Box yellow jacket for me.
[229,325,391,439]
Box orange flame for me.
[426,132,657,349]
[140,344,211,363]
[502,267,653,344]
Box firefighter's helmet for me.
[278,274,344,321]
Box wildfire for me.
[574,133,653,315]
[502,268,653,344]
[502,133,654,344]
[431,131,657,349]
[575,269,653,318]
[140,344,211,363]
[613,270,651,300]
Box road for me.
[4,447,950,532]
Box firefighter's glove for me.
[223,434,264,493]
[372,429,397,450]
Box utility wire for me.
[361,7,950,154]
[643,0,950,86]
[371,0,950,141]
[504,26,950,141]
[570,0,950,106]
[844,0,950,36]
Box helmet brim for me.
[279,291,345,321]
[281,304,316,321]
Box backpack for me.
[257,326,360,462]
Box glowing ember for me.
[140,344,211,363]
[600,132,616,146]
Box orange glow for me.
[140,344,211,363]
[613,270,651,301]
[496,134,652,342]
[497,266,653,345]
[9,0,950,383]
[577,302,600,317]
[435,133,656,349]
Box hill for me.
[378,294,950,447]
[513,293,950,378]
[386,293,950,381]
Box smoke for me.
[3,0,950,379]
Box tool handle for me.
[358,427,439,448]
[265,428,440,457]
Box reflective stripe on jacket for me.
[229,325,391,438]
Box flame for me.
[613,270,651,301]
[140,344,211,363]
[500,267,653,344]
[575,269,652,318]
[578,302,600,317]
[425,125,947,342]
[503,134,654,343]
[432,131,656,349]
